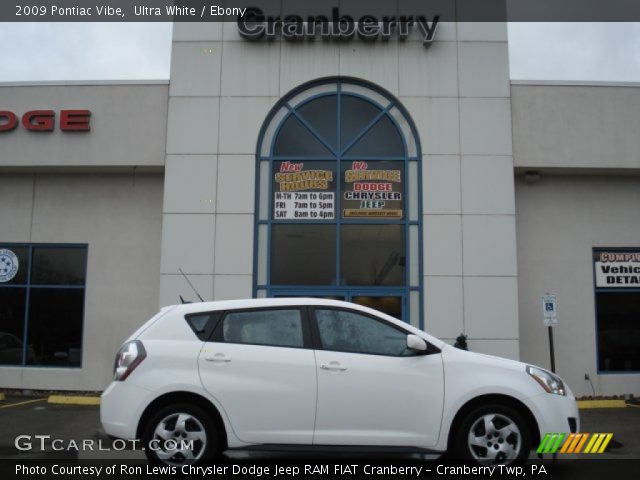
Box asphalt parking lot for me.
[1,396,639,461]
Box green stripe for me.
[537,433,552,454]
[538,433,566,454]
[549,433,566,453]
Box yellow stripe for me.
[0,398,46,409]
[597,434,613,453]
[559,434,575,453]
[574,433,589,453]
[47,395,100,406]
[588,434,606,454]
[584,433,599,453]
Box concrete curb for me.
[577,399,627,409]
[47,395,100,406]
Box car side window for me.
[222,309,304,348]
[315,309,415,356]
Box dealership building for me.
[0,20,639,397]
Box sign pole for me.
[542,293,558,374]
[548,326,556,373]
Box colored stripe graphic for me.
[537,433,566,454]
[538,433,614,454]
[584,433,613,454]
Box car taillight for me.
[113,340,146,381]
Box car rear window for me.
[185,312,222,341]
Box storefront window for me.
[255,79,422,327]
[593,249,640,372]
[0,244,87,367]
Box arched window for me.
[254,78,423,327]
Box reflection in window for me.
[315,309,413,356]
[32,247,87,285]
[0,244,87,367]
[341,225,405,286]
[273,115,333,157]
[0,289,27,365]
[26,289,84,367]
[271,225,336,285]
[596,291,640,372]
[223,309,303,348]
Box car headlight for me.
[526,365,566,396]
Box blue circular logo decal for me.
[0,249,19,283]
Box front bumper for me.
[526,391,580,438]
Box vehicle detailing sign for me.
[273,161,335,220]
[595,251,640,287]
[542,293,558,327]
[0,249,19,283]
[342,161,403,219]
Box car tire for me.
[142,403,220,466]
[453,404,531,466]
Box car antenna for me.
[179,268,205,302]
[179,295,191,304]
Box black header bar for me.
[3,0,640,22]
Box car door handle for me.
[320,363,347,371]
[205,354,231,363]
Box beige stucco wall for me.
[512,83,640,170]
[0,83,168,168]
[515,173,640,396]
[0,172,163,391]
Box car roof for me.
[166,297,365,315]
[148,297,445,349]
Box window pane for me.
[271,225,336,285]
[597,291,640,372]
[341,225,405,286]
[26,288,84,366]
[344,114,405,157]
[0,288,27,365]
[342,161,404,220]
[350,296,402,319]
[0,246,29,285]
[340,95,381,152]
[223,309,303,348]
[316,309,412,356]
[32,247,87,285]
[273,115,333,157]
[296,96,337,150]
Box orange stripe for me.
[559,434,575,453]
[567,433,585,453]
[574,433,589,453]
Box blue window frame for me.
[0,243,87,367]
[254,78,423,328]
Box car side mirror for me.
[407,334,427,352]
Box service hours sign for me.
[273,161,335,220]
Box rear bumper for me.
[100,381,156,440]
